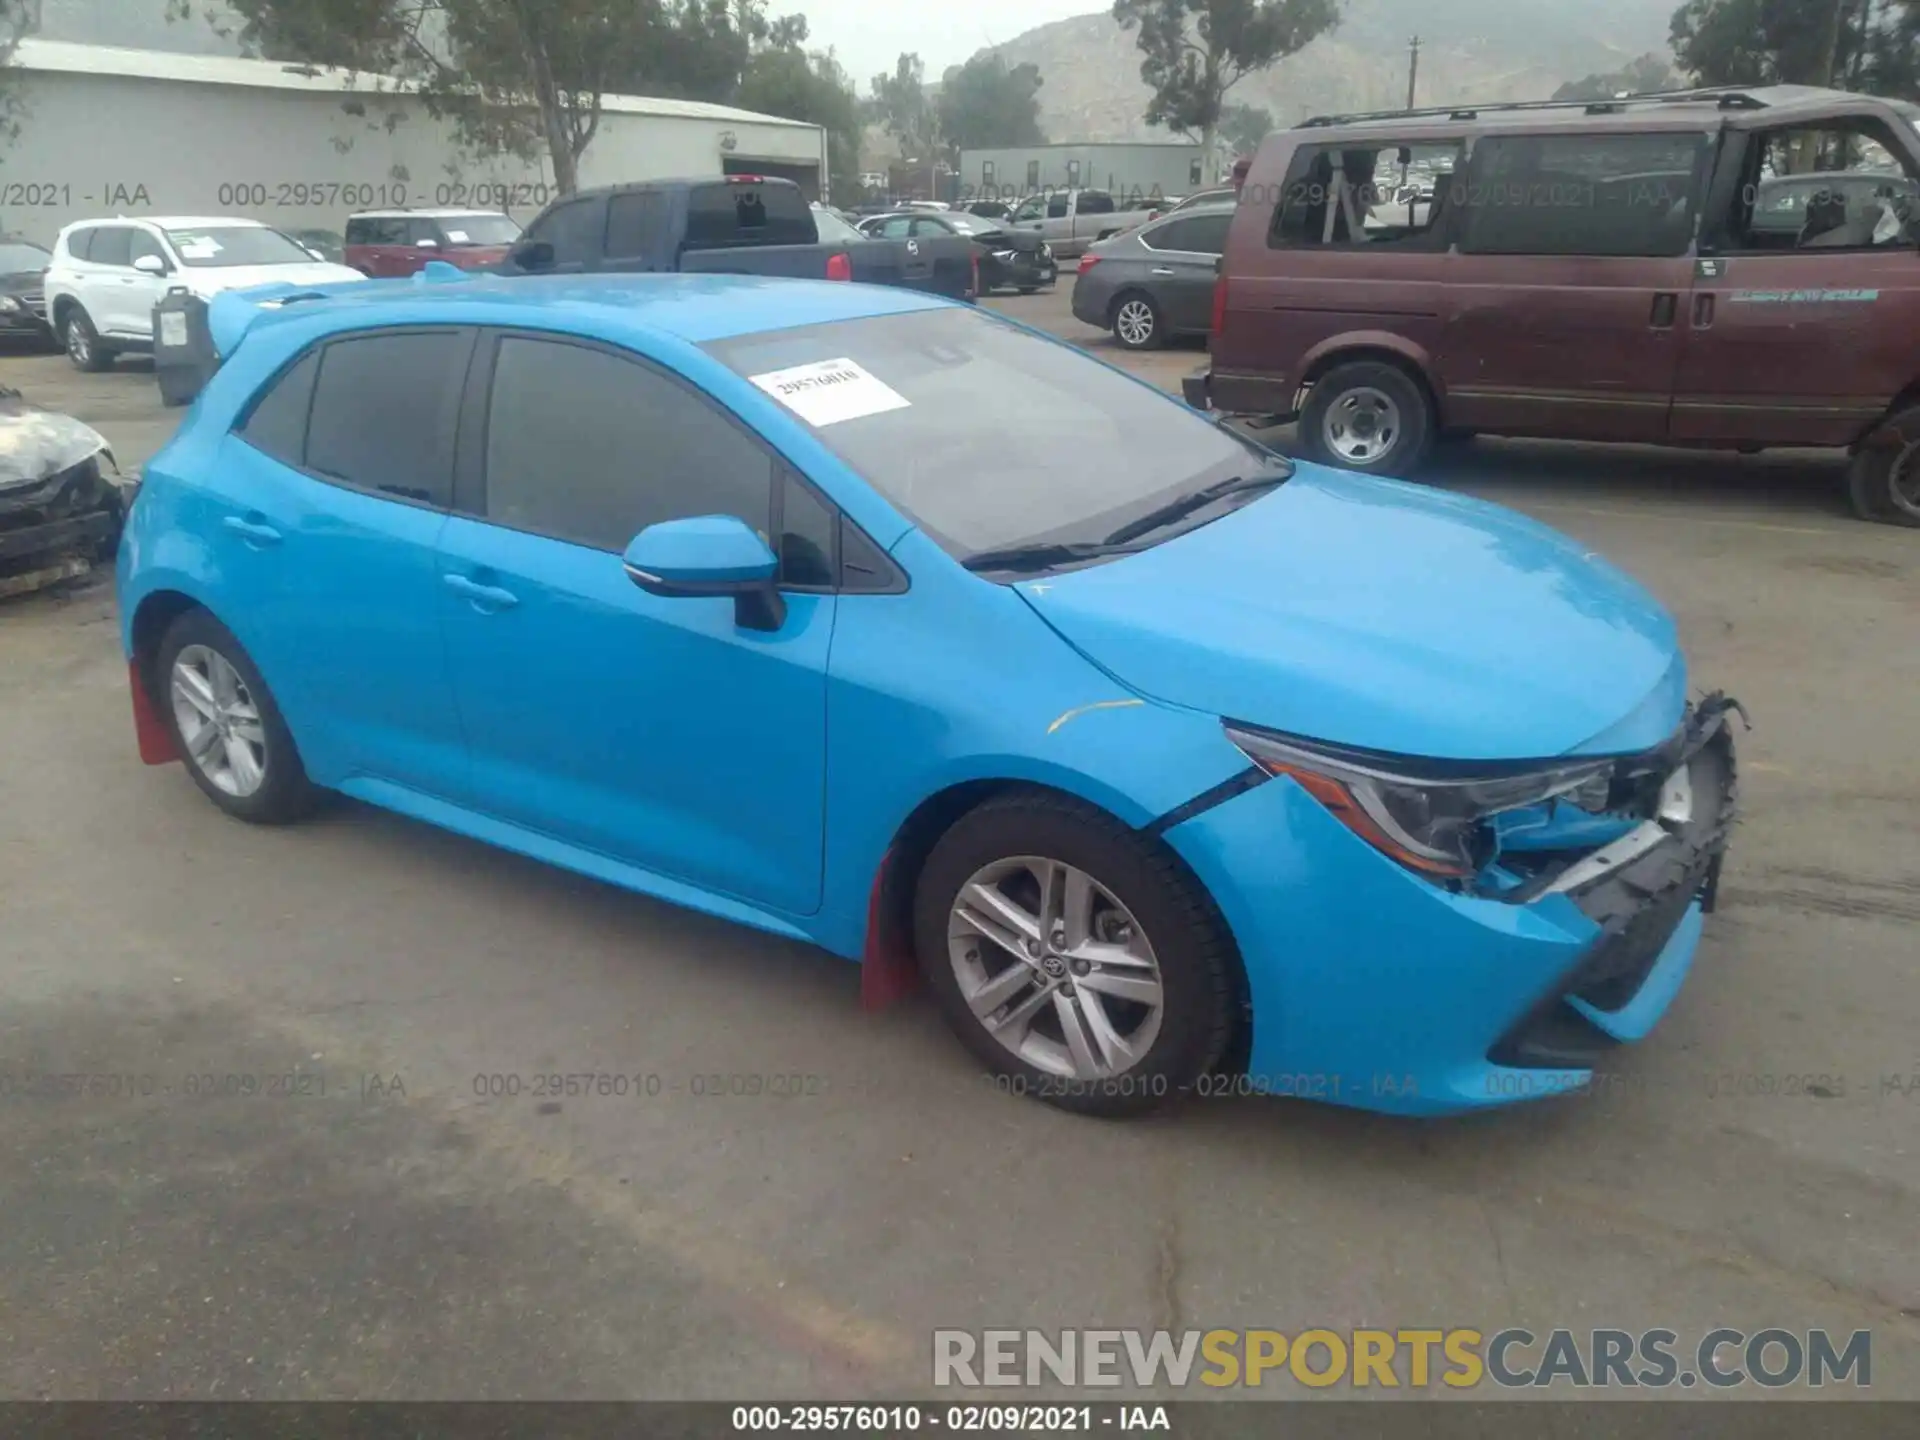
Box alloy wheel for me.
[1323,385,1402,465]
[1115,299,1156,348]
[170,644,269,798]
[65,318,90,367]
[946,856,1164,1080]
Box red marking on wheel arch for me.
[130,658,179,764]
[860,847,920,1011]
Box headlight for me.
[1223,722,1615,878]
[0,295,21,312]
[991,249,1018,261]
[1041,244,1053,258]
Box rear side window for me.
[482,336,774,551]
[1145,213,1229,253]
[237,350,320,467]
[305,331,468,505]
[1271,140,1464,250]
[345,217,405,245]
[1459,131,1711,258]
[88,227,133,267]
[65,228,97,261]
[606,191,671,259]
[685,182,815,248]
[1045,193,1069,219]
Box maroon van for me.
[1188,85,1920,525]
[343,209,522,278]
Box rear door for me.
[1440,128,1713,442]
[1139,211,1232,332]
[82,225,138,337]
[1672,112,1920,446]
[208,329,473,798]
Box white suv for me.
[43,215,366,372]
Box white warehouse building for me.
[0,40,830,247]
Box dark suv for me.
[1190,85,1920,525]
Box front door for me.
[435,331,834,916]
[203,328,474,799]
[1438,128,1713,442]
[1671,115,1920,446]
[124,229,172,338]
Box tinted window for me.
[686,182,814,247]
[1080,192,1116,215]
[89,227,133,268]
[704,306,1283,559]
[779,472,837,588]
[483,337,774,551]
[128,229,168,269]
[1460,131,1709,257]
[1045,193,1069,219]
[523,199,604,264]
[606,191,671,259]
[1271,140,1463,249]
[407,219,443,246]
[237,350,320,466]
[306,331,467,505]
[1145,213,1228,253]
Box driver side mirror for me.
[416,237,439,250]
[510,239,554,271]
[132,254,169,276]
[622,514,785,632]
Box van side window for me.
[1717,120,1920,253]
[1459,131,1710,258]
[1268,141,1463,250]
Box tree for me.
[735,23,865,205]
[869,52,940,163]
[1669,0,1858,86]
[1551,53,1679,100]
[1,0,38,158]
[1218,100,1273,156]
[1113,0,1339,170]
[936,53,1045,151]
[166,0,741,195]
[1856,1,1920,97]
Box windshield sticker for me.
[175,236,222,259]
[749,357,911,427]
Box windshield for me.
[704,306,1288,561]
[943,214,996,236]
[811,207,866,244]
[439,214,520,246]
[0,242,50,272]
[163,226,320,267]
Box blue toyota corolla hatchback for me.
[118,270,1741,1118]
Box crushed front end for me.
[1160,695,1745,1116]
[0,388,131,599]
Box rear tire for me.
[1110,291,1165,351]
[62,307,113,373]
[1299,360,1435,478]
[155,609,320,825]
[1847,405,1920,527]
[913,791,1238,1118]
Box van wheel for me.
[1300,361,1434,478]
[1847,405,1920,527]
[1111,292,1164,351]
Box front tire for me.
[1847,405,1920,527]
[155,609,320,824]
[62,307,113,373]
[1110,292,1164,351]
[913,792,1238,1117]
[1299,360,1435,478]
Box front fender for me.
[815,529,1250,957]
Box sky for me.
[768,0,1101,90]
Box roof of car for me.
[238,272,952,348]
[62,215,266,232]
[1295,85,1913,137]
[348,209,512,221]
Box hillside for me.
[984,0,1679,142]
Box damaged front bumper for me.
[1159,696,1743,1116]
[0,392,130,599]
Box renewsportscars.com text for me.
[932,1327,1871,1390]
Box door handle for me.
[1150,267,1177,276]
[1649,292,1678,328]
[1693,292,1716,329]
[442,572,519,612]
[221,515,282,547]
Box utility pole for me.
[1406,35,1421,111]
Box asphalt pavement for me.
[1,294,1916,1402]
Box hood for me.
[182,261,368,297]
[1015,466,1685,761]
